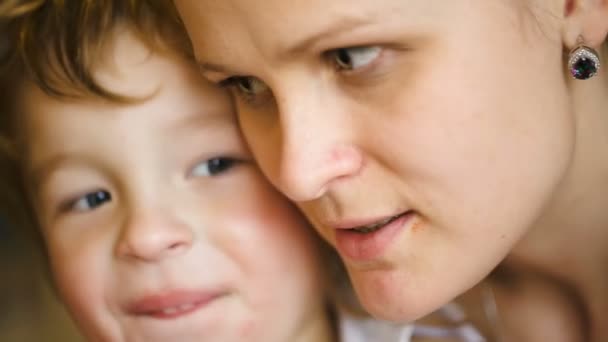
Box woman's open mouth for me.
[350,213,405,234]
[333,211,416,262]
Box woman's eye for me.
[190,157,238,177]
[230,77,269,95]
[70,190,112,212]
[331,46,382,71]
[218,76,270,105]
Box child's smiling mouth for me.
[126,289,228,320]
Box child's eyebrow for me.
[28,154,85,190]
[169,107,233,131]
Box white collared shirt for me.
[338,302,486,342]
[339,313,414,342]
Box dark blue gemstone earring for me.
[569,36,601,80]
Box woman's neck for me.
[508,67,608,339]
[292,304,339,342]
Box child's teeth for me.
[159,303,196,315]
[179,303,194,311]
[163,307,178,315]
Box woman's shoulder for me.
[338,301,487,342]
[409,302,486,342]
[338,312,414,342]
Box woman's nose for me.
[272,84,364,202]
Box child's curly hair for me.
[0,0,192,98]
[0,0,192,258]
[0,0,367,318]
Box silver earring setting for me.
[568,36,601,80]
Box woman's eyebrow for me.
[196,61,231,74]
[283,15,373,56]
[195,12,377,74]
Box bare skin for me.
[175,0,608,339]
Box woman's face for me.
[176,0,576,321]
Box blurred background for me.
[0,217,82,341]
[0,15,81,342]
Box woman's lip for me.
[126,289,226,319]
[334,211,416,262]
[328,211,411,230]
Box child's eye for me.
[330,46,382,71]
[69,190,112,212]
[190,157,239,177]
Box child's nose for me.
[116,208,194,262]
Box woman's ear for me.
[562,0,608,48]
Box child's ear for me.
[562,0,608,48]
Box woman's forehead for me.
[177,0,525,69]
[177,0,525,30]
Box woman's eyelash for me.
[217,47,384,88]
[217,78,232,88]
[326,46,383,71]
[216,76,268,105]
[218,77,241,89]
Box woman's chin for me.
[350,268,464,323]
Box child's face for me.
[176,0,575,322]
[20,33,326,342]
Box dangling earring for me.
[568,36,601,80]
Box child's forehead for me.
[22,66,232,133]
[20,31,196,105]
[19,31,233,138]
[21,78,236,185]
[93,33,168,97]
